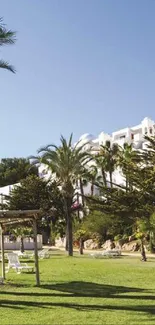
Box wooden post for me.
[1,224,5,280]
[33,218,40,286]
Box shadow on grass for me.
[41,281,154,298]
[0,281,155,318]
[0,281,155,299]
[0,298,155,318]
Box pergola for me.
[0,209,42,286]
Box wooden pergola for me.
[0,209,42,286]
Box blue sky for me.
[1,0,155,157]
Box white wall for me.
[0,235,42,250]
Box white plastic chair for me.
[13,251,34,259]
[90,249,121,259]
[6,253,34,274]
[38,249,50,259]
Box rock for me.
[102,239,115,250]
[122,241,140,251]
[84,239,99,249]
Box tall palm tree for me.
[118,143,141,191]
[33,134,91,256]
[0,18,16,73]
[86,165,101,196]
[94,151,107,187]
[96,141,119,188]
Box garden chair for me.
[90,249,121,259]
[102,249,121,257]
[38,248,50,259]
[6,253,34,274]
[13,250,34,259]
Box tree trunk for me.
[141,239,147,261]
[63,194,73,256]
[79,178,85,206]
[20,236,24,253]
[65,228,68,251]
[109,171,113,188]
[79,237,84,255]
[67,212,73,256]
[91,182,94,196]
[101,168,107,187]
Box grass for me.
[0,251,155,324]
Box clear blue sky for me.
[1,0,155,157]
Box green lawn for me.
[0,251,155,325]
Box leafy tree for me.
[7,175,64,243]
[32,134,91,256]
[86,137,155,260]
[0,18,16,73]
[0,158,38,187]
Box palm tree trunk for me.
[64,196,73,256]
[101,168,107,187]
[67,212,73,256]
[79,178,85,206]
[109,171,113,188]
[65,228,68,251]
[141,239,147,261]
[79,237,84,255]
[20,236,24,253]
[91,181,94,196]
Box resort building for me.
[0,117,154,198]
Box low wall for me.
[0,235,42,250]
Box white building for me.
[73,117,155,192]
[77,117,155,153]
[0,117,154,198]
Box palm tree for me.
[0,18,16,73]
[118,143,141,191]
[33,134,91,256]
[96,141,119,188]
[94,151,107,187]
[86,165,101,196]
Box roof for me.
[0,209,42,226]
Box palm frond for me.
[38,144,58,153]
[0,60,15,73]
[68,133,73,148]
[0,29,16,46]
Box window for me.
[131,134,134,140]
[150,128,152,134]
[120,135,125,139]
